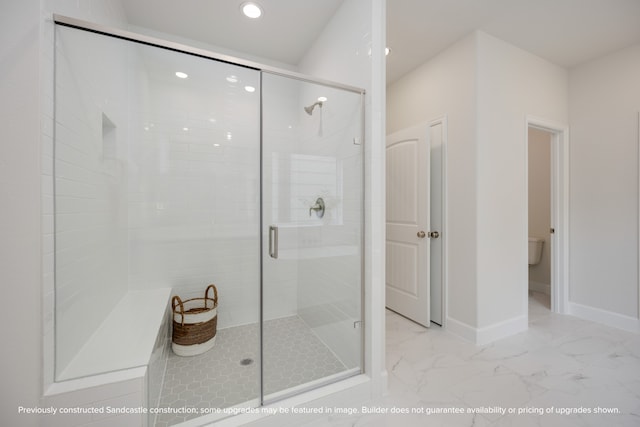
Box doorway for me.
[526,117,569,315]
[527,127,552,309]
[428,118,446,326]
[385,119,446,327]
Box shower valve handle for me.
[309,197,325,218]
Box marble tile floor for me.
[155,315,347,426]
[303,291,640,426]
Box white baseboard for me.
[379,370,389,396]
[476,315,528,345]
[446,315,528,345]
[529,280,550,295]
[568,302,640,334]
[445,317,476,343]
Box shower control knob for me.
[417,231,426,238]
[428,231,440,239]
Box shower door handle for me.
[269,225,279,259]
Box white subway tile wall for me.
[54,26,130,377]
[53,24,270,379]
[262,74,364,371]
[125,46,264,329]
[42,2,132,415]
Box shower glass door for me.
[261,73,364,402]
[53,23,262,423]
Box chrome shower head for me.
[304,101,323,115]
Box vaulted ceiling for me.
[386,0,640,82]
[121,0,640,84]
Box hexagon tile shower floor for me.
[154,315,347,426]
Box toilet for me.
[528,237,544,265]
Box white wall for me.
[289,83,364,368]
[298,0,386,391]
[38,1,154,425]
[0,1,42,426]
[387,31,568,342]
[475,32,568,332]
[53,23,130,378]
[126,46,264,329]
[569,43,640,321]
[387,33,478,329]
[528,127,551,291]
[261,73,303,323]
[127,26,298,74]
[40,0,131,389]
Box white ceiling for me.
[122,0,343,65]
[387,0,640,83]
[121,0,640,84]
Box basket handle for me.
[205,284,218,307]
[172,295,185,326]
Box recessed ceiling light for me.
[317,96,327,102]
[244,86,256,93]
[241,2,262,19]
[226,75,238,83]
[183,127,189,131]
[175,71,188,79]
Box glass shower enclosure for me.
[261,74,364,402]
[52,18,363,424]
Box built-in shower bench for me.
[57,288,172,381]
[45,288,172,427]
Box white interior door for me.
[385,125,430,326]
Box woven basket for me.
[171,284,218,357]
